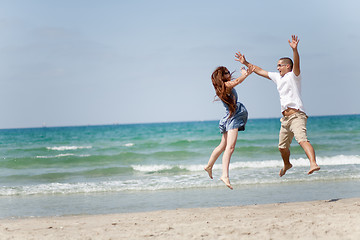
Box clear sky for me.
[1,0,359,129]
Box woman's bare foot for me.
[308,165,320,175]
[279,163,293,177]
[204,166,213,179]
[220,176,233,190]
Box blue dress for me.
[219,88,248,134]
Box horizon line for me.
[0,113,358,131]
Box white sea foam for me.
[131,162,281,173]
[2,154,359,197]
[131,164,207,172]
[36,153,75,158]
[36,154,91,158]
[0,180,164,196]
[124,143,134,147]
[132,164,173,172]
[232,155,360,169]
[47,146,92,151]
[316,155,360,165]
[1,170,360,197]
[131,155,360,172]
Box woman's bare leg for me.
[205,133,227,179]
[220,129,238,189]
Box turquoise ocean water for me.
[1,114,359,218]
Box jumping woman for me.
[205,63,255,189]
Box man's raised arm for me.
[235,52,270,80]
[288,35,300,76]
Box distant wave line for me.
[47,146,92,151]
[36,154,91,159]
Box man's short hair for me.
[279,57,293,70]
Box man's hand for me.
[235,51,248,65]
[236,52,270,79]
[289,35,300,76]
[288,35,300,50]
[247,64,255,75]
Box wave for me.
[47,146,92,151]
[123,143,134,147]
[132,164,192,173]
[167,139,219,148]
[1,152,148,169]
[2,166,134,182]
[1,154,359,196]
[3,154,359,173]
[316,155,360,165]
[1,172,359,196]
[131,155,360,173]
[235,154,360,169]
[36,153,76,158]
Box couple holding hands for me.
[205,35,320,189]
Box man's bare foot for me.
[220,176,233,190]
[308,165,320,175]
[279,164,293,177]
[204,166,213,179]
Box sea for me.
[1,114,359,218]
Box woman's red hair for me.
[211,66,236,118]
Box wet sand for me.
[1,198,360,240]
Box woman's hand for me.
[240,67,247,76]
[241,64,255,76]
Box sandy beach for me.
[1,198,359,240]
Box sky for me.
[0,0,359,129]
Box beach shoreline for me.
[1,197,359,240]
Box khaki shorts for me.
[278,111,308,149]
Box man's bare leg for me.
[299,141,320,174]
[279,147,293,177]
[204,133,227,179]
